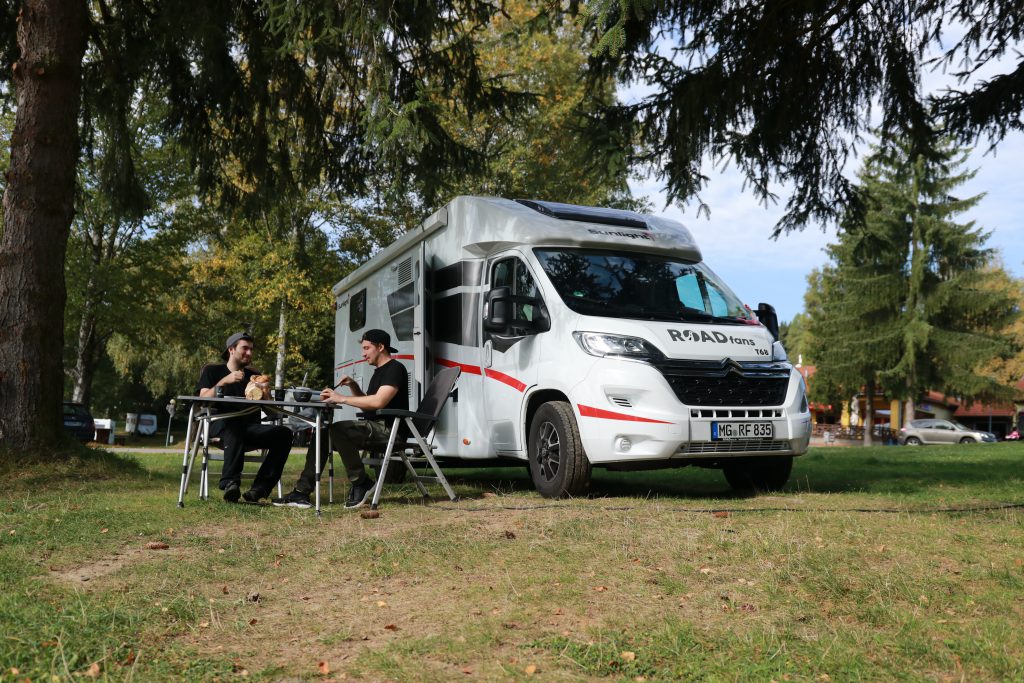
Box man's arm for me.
[198,368,245,398]
[320,385,398,411]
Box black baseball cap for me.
[361,329,398,354]
[222,332,254,360]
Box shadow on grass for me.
[436,443,1024,501]
[0,443,151,491]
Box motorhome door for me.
[413,240,431,400]
[482,253,542,452]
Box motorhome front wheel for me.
[528,401,591,498]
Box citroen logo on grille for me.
[723,358,744,375]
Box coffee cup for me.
[273,388,286,401]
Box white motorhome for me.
[330,197,811,496]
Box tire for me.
[722,456,793,494]
[959,437,974,444]
[528,401,591,498]
[905,436,921,446]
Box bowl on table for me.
[291,388,312,402]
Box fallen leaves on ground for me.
[620,651,636,661]
[146,541,169,550]
[318,660,330,675]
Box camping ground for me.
[2,443,1022,681]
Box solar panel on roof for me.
[515,199,649,230]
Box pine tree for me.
[807,129,1018,438]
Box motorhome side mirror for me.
[484,286,511,332]
[757,303,779,341]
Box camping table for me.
[175,395,335,516]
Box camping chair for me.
[365,365,461,510]
[176,402,284,506]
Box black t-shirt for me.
[196,364,262,430]
[363,359,408,421]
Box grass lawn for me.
[2,442,1023,681]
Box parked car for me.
[898,419,996,445]
[62,402,96,442]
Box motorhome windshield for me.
[534,248,755,324]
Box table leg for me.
[177,403,198,507]
[315,409,322,517]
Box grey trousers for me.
[294,419,392,492]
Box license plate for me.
[712,422,773,440]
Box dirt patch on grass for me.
[50,544,191,585]
[47,523,236,586]
[169,502,608,677]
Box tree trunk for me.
[863,381,875,447]
[905,397,916,425]
[275,297,287,389]
[0,0,88,453]
[70,296,98,406]
[69,222,110,407]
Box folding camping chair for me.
[365,365,461,510]
[176,401,284,506]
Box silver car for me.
[898,419,996,445]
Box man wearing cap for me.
[274,329,408,509]
[196,332,292,503]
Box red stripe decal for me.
[335,359,367,370]
[395,354,414,360]
[437,357,483,376]
[577,404,673,424]
[484,368,527,392]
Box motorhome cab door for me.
[482,253,544,453]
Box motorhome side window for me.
[534,248,753,323]
[349,289,367,331]
[491,257,539,325]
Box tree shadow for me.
[434,445,1024,502]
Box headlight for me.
[796,373,808,413]
[772,340,788,362]
[572,332,664,360]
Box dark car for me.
[62,402,95,442]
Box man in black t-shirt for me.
[274,329,408,509]
[196,332,292,503]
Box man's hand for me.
[320,388,346,404]
[336,375,356,388]
[220,370,245,386]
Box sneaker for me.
[271,490,312,509]
[223,482,241,503]
[242,488,266,504]
[344,479,375,509]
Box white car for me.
[898,419,996,445]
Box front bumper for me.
[568,357,812,465]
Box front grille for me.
[678,440,790,455]
[654,359,790,407]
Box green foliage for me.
[807,130,1020,407]
[580,0,1024,232]
[779,312,813,366]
